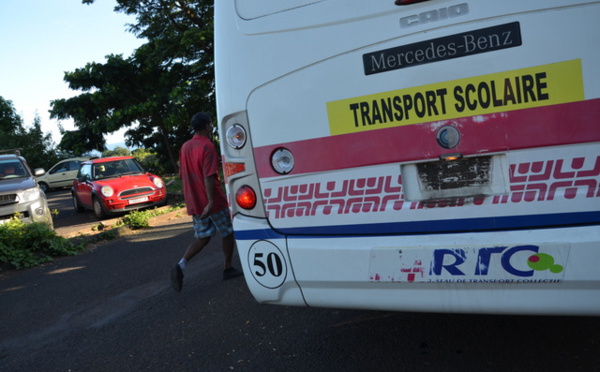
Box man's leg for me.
[222,233,235,269]
[221,233,243,280]
[171,237,211,293]
[184,236,211,262]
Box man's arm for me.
[200,174,216,219]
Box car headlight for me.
[101,186,114,197]
[153,177,164,189]
[19,187,41,202]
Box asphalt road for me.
[0,191,599,371]
[47,188,100,232]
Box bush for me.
[121,203,184,229]
[0,217,84,271]
[122,209,153,229]
[0,203,187,272]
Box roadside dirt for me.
[55,205,189,240]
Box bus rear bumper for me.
[234,215,600,315]
[233,214,307,307]
[294,226,600,315]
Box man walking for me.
[171,112,242,292]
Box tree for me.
[102,146,131,157]
[0,96,23,137]
[0,96,58,170]
[21,116,60,171]
[51,0,215,173]
[132,148,162,173]
[56,124,107,156]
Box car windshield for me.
[92,159,145,180]
[0,160,28,180]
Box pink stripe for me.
[254,99,600,178]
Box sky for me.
[0,0,145,149]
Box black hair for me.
[190,112,212,132]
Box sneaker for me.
[171,264,184,292]
[223,267,243,281]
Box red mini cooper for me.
[72,156,167,219]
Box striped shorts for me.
[192,209,234,239]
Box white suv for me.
[36,157,92,193]
[0,151,53,228]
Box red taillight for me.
[395,0,430,5]
[235,185,257,210]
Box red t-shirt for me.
[179,134,228,216]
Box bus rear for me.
[215,0,600,315]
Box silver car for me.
[0,152,53,228]
[36,157,92,193]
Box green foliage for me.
[0,96,22,134]
[122,209,152,229]
[164,175,183,194]
[51,0,216,174]
[56,121,107,155]
[132,148,164,173]
[0,96,60,171]
[102,146,131,157]
[96,229,120,241]
[0,202,186,272]
[122,203,185,230]
[0,217,84,271]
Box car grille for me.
[0,194,18,206]
[119,187,155,199]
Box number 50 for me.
[248,241,287,289]
[253,252,284,277]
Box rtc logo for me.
[369,244,568,283]
[431,245,564,278]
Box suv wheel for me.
[93,197,108,219]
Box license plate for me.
[128,196,149,205]
[401,154,509,201]
[417,156,491,190]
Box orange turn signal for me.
[224,162,245,182]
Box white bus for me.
[215,0,600,315]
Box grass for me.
[164,175,183,194]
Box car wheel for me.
[92,197,108,219]
[72,194,85,213]
[39,182,50,193]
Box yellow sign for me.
[327,59,584,135]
